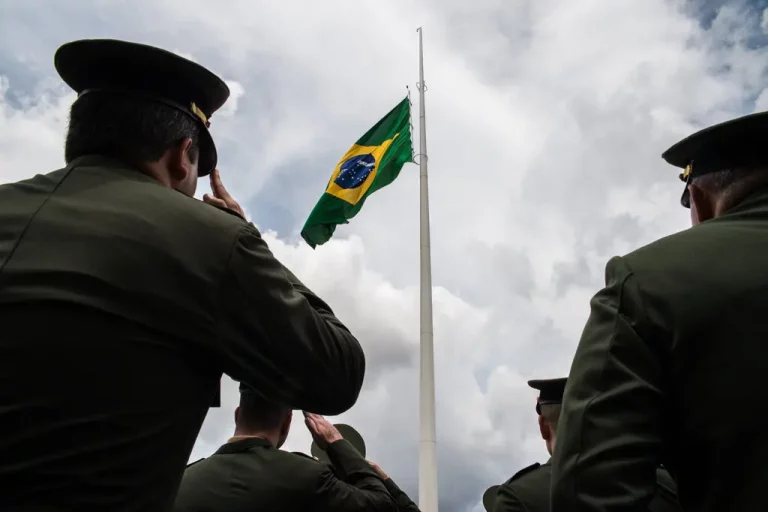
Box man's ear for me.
[167,137,195,183]
[689,183,714,225]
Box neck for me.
[230,429,280,448]
[141,161,173,189]
[546,436,556,456]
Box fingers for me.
[203,194,228,209]
[303,413,319,434]
[209,169,231,200]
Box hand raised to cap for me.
[303,411,343,450]
[367,461,389,480]
[203,169,246,218]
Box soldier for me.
[551,111,768,511]
[366,461,421,512]
[174,383,397,511]
[492,379,680,512]
[492,378,565,512]
[0,39,366,511]
[310,425,421,512]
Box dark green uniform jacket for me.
[551,187,768,511]
[0,156,366,511]
[494,461,680,512]
[383,478,420,512]
[174,437,397,511]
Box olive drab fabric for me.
[383,478,421,512]
[173,437,397,512]
[483,485,501,512]
[311,423,366,463]
[551,187,768,511]
[0,157,366,510]
[493,462,549,512]
[652,467,682,512]
[494,462,680,512]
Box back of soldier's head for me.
[65,93,202,170]
[539,402,561,430]
[662,110,768,220]
[54,39,230,197]
[236,384,292,434]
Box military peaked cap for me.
[54,38,230,176]
[662,111,768,208]
[310,423,366,463]
[528,377,567,415]
[239,381,255,394]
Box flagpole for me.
[416,26,438,512]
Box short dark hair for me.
[64,92,200,165]
[692,168,741,192]
[237,392,291,432]
[693,166,768,198]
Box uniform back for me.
[625,191,768,510]
[0,158,244,510]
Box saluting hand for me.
[203,169,246,218]
[367,461,389,480]
[303,412,343,450]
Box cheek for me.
[185,163,199,196]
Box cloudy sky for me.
[2,0,768,510]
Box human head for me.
[528,377,567,456]
[65,93,202,196]
[686,167,768,226]
[54,38,230,197]
[662,110,768,225]
[235,383,293,449]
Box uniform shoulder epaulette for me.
[509,462,541,482]
[186,457,205,468]
[291,451,322,463]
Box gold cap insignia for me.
[190,102,210,128]
[679,162,693,182]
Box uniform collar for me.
[215,437,272,455]
[728,185,768,215]
[65,154,165,186]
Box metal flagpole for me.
[416,26,438,512]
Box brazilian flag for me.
[301,98,414,248]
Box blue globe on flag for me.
[334,154,376,189]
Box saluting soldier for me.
[310,426,421,512]
[174,383,397,511]
[0,39,366,511]
[366,461,421,512]
[551,111,768,511]
[492,378,680,512]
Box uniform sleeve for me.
[217,223,365,415]
[493,483,530,512]
[312,440,397,512]
[383,478,421,512]
[550,256,666,511]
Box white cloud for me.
[2,1,768,510]
[756,88,768,112]
[217,80,244,117]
